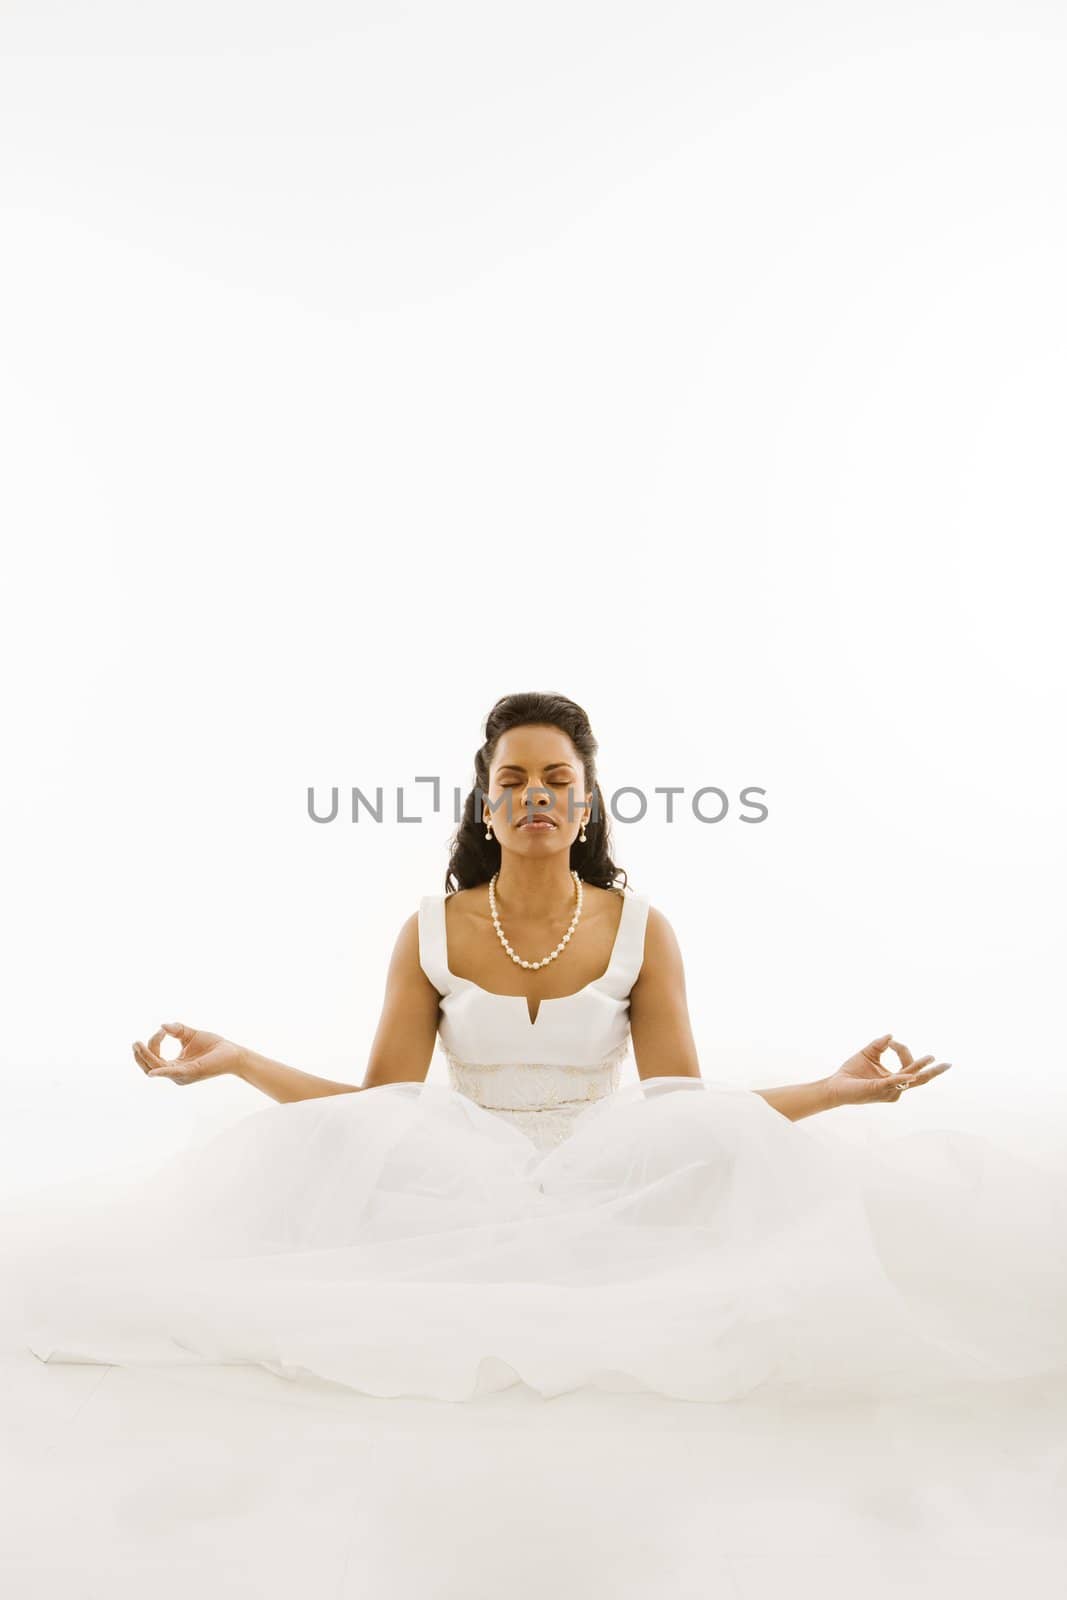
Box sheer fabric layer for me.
[5,1076,1066,1405]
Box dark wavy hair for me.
[445,692,628,895]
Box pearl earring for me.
[485,821,493,840]
[579,821,587,842]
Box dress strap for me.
[607,889,650,996]
[417,894,452,996]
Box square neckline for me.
[439,887,632,1027]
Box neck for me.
[492,855,578,917]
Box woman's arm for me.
[239,912,443,1101]
[761,1037,952,1117]
[356,911,442,1090]
[238,913,443,1101]
[233,1051,363,1103]
[628,910,830,1118]
[628,908,703,1080]
[133,1026,353,1101]
[133,911,443,1103]
[627,912,947,1121]
[750,1079,835,1121]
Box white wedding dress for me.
[4,887,1067,1403]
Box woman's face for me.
[484,723,590,856]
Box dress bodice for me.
[418,886,651,1152]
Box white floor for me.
[2,1350,1065,1599]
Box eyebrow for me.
[496,762,575,775]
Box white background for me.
[1,0,1064,1188]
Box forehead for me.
[491,724,580,770]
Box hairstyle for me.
[445,691,628,895]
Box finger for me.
[892,1062,951,1093]
[905,1062,953,1088]
[153,1024,189,1061]
[888,1039,915,1072]
[135,1045,177,1081]
[889,1056,931,1086]
[862,1033,894,1067]
[133,1046,157,1076]
[133,1040,166,1072]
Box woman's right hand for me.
[132,1022,245,1086]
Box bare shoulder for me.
[384,908,438,996]
[389,908,422,967]
[643,902,679,942]
[633,902,684,981]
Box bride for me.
[8,691,1067,1403]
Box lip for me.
[517,816,557,829]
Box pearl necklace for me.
[488,870,584,970]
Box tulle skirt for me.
[3,1076,1066,1404]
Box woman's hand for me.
[132,1022,244,1087]
[825,1033,952,1108]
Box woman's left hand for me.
[826,1033,952,1108]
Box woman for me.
[8,692,1067,1402]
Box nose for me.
[521,784,552,815]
